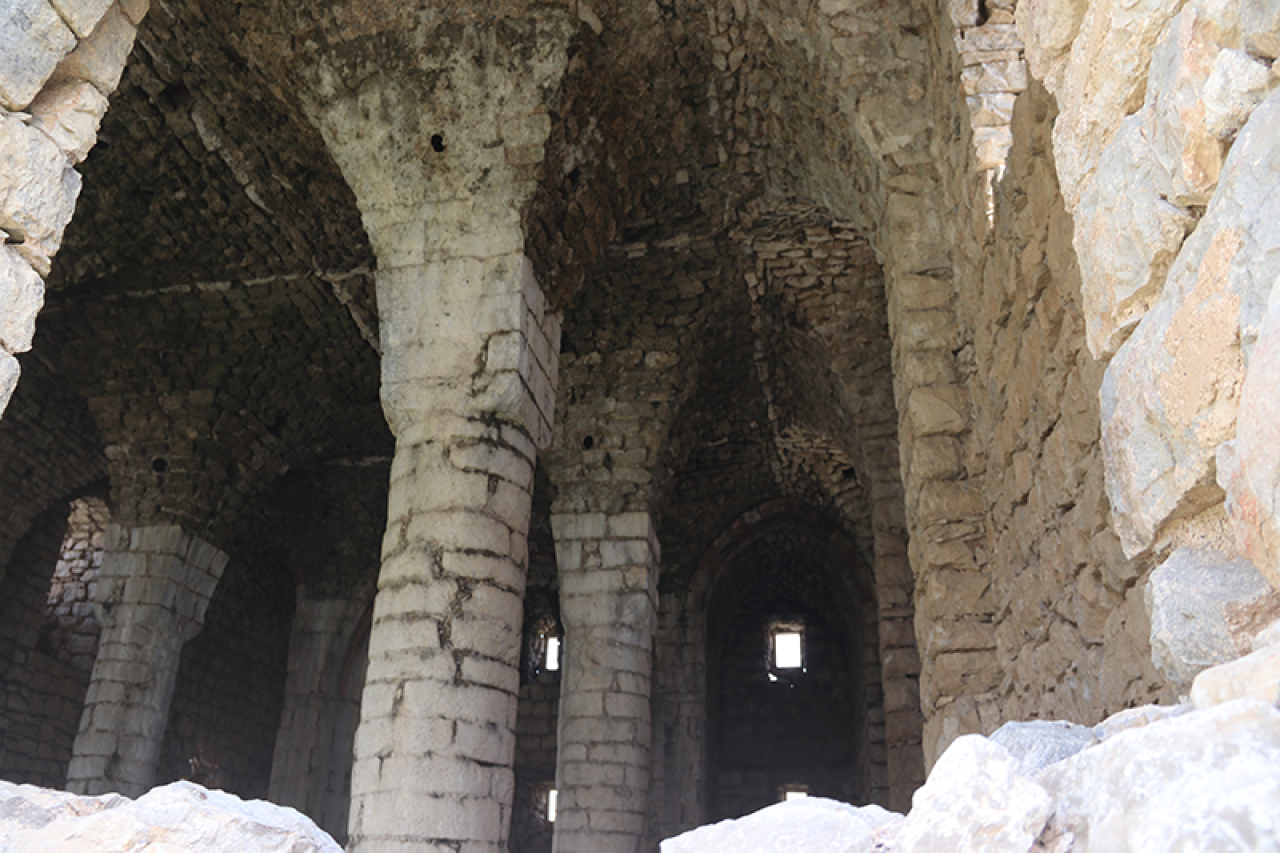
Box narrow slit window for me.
[547,788,558,822]
[545,636,561,671]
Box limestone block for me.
[896,735,1051,853]
[0,110,82,261]
[1015,0,1086,85]
[1074,117,1195,358]
[973,126,1014,170]
[989,720,1096,776]
[1145,547,1273,690]
[1051,0,1184,207]
[967,92,1017,127]
[117,0,148,24]
[660,797,902,853]
[47,0,113,38]
[1091,702,1190,740]
[1101,89,1280,557]
[1256,618,1280,652]
[1219,279,1280,590]
[961,60,1028,96]
[0,350,19,418]
[1203,48,1276,138]
[28,79,110,162]
[1040,699,1280,850]
[0,779,342,852]
[1190,644,1280,708]
[49,4,135,95]
[0,0,76,110]
[0,244,44,353]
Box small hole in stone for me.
[568,167,581,188]
[582,436,594,450]
[431,134,446,153]
[152,457,169,473]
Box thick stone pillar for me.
[347,238,559,853]
[66,524,227,796]
[551,511,660,853]
[269,598,364,842]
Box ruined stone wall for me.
[0,0,145,415]
[956,80,1174,742]
[0,500,91,787]
[155,553,294,800]
[39,496,107,673]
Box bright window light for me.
[546,636,561,671]
[784,789,808,802]
[774,631,802,669]
[548,788,558,822]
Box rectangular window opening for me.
[545,636,561,672]
[781,785,809,802]
[774,631,803,669]
[547,788,558,822]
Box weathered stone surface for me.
[1191,644,1280,708]
[1203,48,1277,138]
[1091,702,1190,740]
[1051,0,1184,207]
[1040,699,1280,851]
[28,79,111,163]
[660,797,902,853]
[1015,0,1086,85]
[48,4,136,95]
[1146,547,1274,690]
[989,720,1095,777]
[0,780,342,852]
[0,244,44,354]
[0,0,76,110]
[896,735,1051,853]
[47,0,114,39]
[1101,87,1280,557]
[0,349,19,418]
[1219,280,1280,590]
[0,110,82,262]
[1074,117,1195,358]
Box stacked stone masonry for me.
[1,0,1279,850]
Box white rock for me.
[1092,702,1191,740]
[49,5,136,96]
[1203,48,1277,138]
[659,797,902,853]
[1255,619,1280,652]
[1015,0,1086,85]
[29,79,111,163]
[1191,644,1280,708]
[1219,277,1280,590]
[0,349,22,419]
[47,0,114,39]
[0,0,77,111]
[1145,547,1274,690]
[1038,699,1280,851]
[0,780,342,853]
[1101,87,1280,557]
[0,244,44,353]
[895,735,1051,853]
[1074,114,1195,357]
[990,720,1096,777]
[0,109,82,261]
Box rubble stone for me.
[989,720,1095,777]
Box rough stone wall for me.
[956,80,1174,744]
[0,500,92,788]
[39,496,107,673]
[511,671,559,853]
[0,0,145,414]
[157,551,294,801]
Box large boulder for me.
[0,780,342,853]
[659,797,901,853]
[990,720,1096,776]
[895,735,1052,853]
[1145,547,1275,690]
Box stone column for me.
[551,511,660,853]
[269,598,363,841]
[66,524,228,796]
[347,231,559,853]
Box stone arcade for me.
[1,0,1279,850]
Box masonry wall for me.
[0,500,92,787]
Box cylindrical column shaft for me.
[66,524,227,796]
[552,511,659,853]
